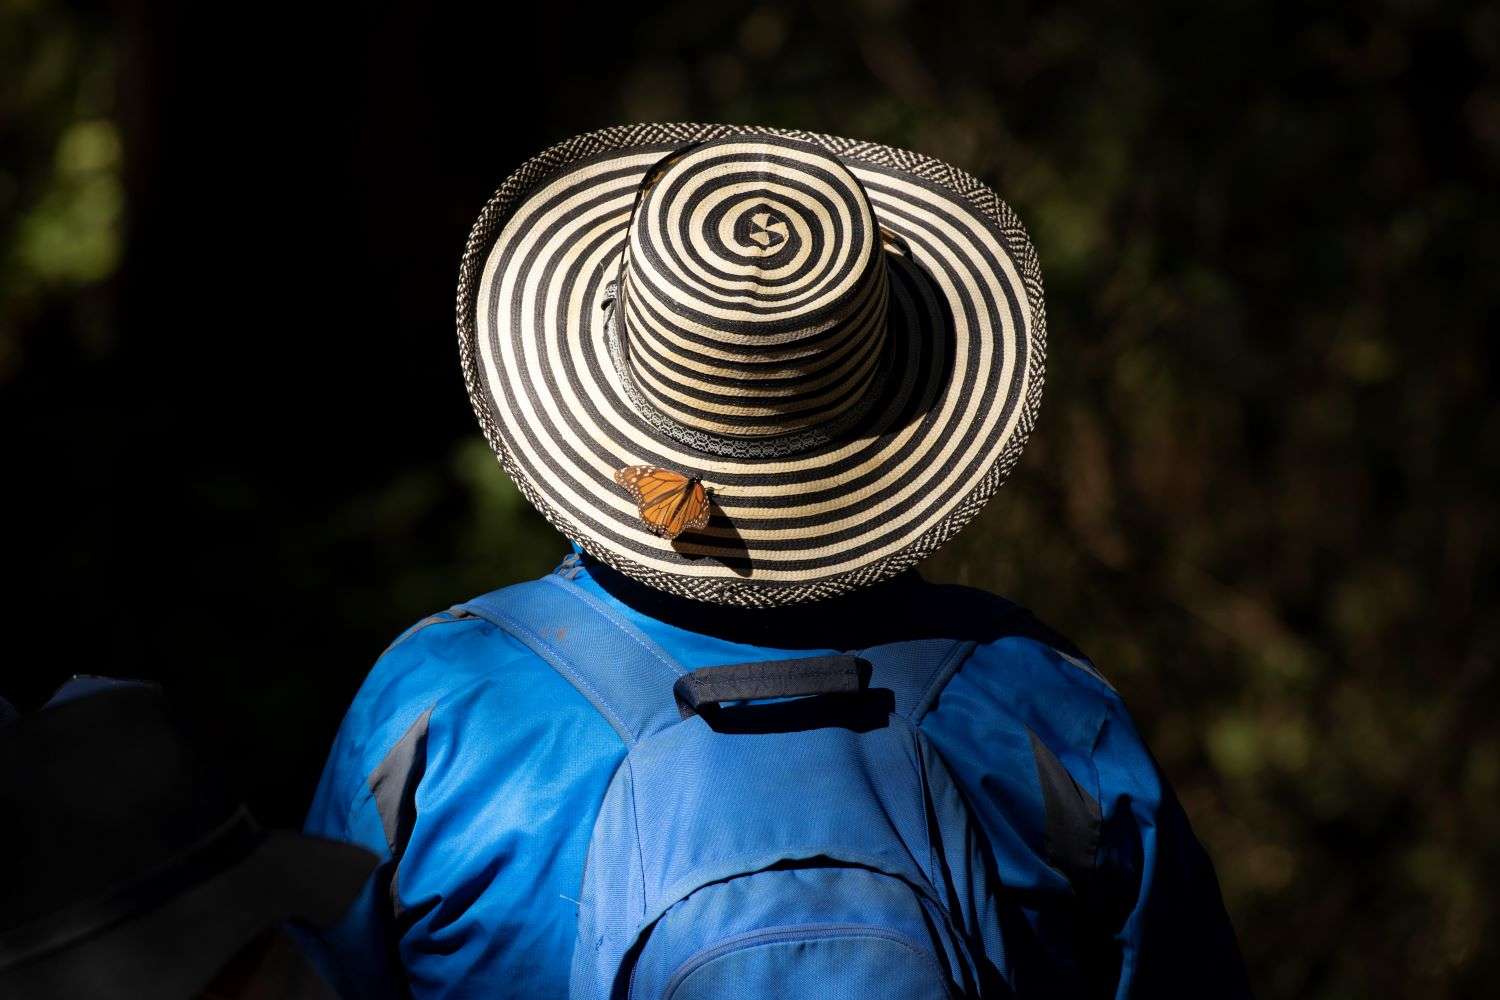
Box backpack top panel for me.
[619,715,940,915]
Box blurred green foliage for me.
[15,117,122,283]
[4,1,1497,997]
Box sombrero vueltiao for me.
[458,124,1045,608]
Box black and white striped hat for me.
[458,124,1046,607]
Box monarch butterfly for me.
[614,465,711,540]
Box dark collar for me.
[579,552,933,652]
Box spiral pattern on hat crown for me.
[614,137,890,442]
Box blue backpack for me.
[459,574,1010,999]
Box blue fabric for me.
[456,574,687,745]
[576,707,982,998]
[452,574,1001,998]
[660,925,953,1000]
[43,675,159,709]
[302,551,1250,998]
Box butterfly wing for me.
[614,466,710,540]
[614,465,686,508]
[646,478,709,539]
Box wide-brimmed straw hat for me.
[0,678,375,999]
[458,124,1045,607]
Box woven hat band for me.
[615,137,890,441]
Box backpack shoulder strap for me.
[856,638,978,723]
[454,570,685,746]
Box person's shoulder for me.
[917,581,1116,693]
[914,581,1125,749]
[332,603,547,767]
[307,584,625,847]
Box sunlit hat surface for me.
[458,124,1046,607]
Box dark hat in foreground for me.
[459,124,1046,608]
[0,679,375,1000]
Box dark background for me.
[3,1,1497,996]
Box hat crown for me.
[613,137,890,445]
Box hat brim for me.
[0,832,375,1000]
[459,124,1045,607]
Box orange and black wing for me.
[644,478,709,539]
[614,465,710,539]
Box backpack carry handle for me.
[672,656,869,719]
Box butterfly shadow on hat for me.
[670,494,752,578]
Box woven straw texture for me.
[457,123,1047,607]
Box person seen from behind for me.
[302,125,1253,999]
